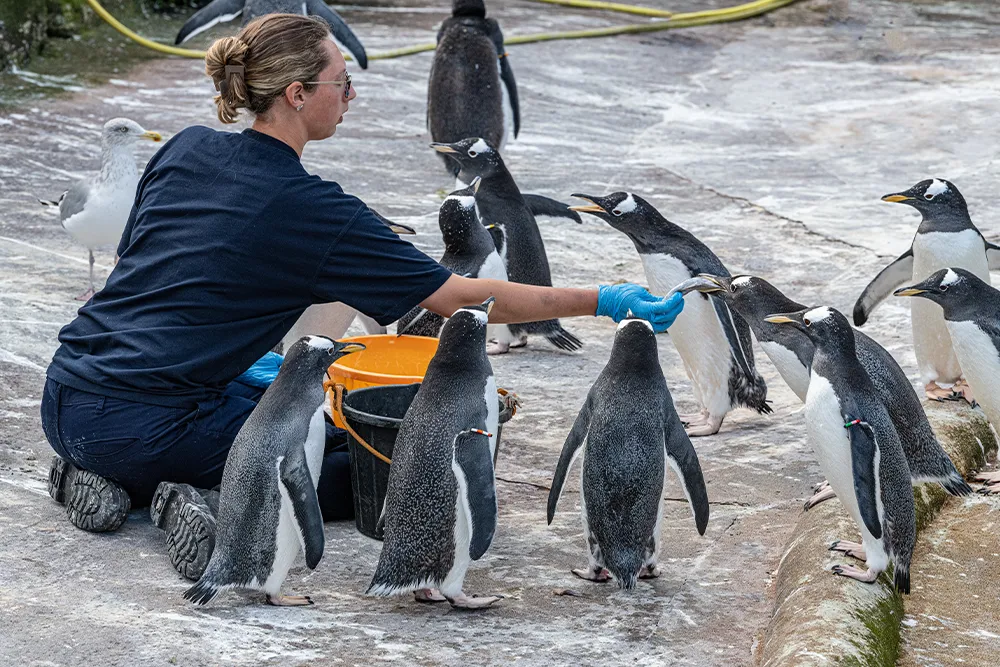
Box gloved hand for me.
[596,283,685,333]
[235,351,284,388]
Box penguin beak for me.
[893,287,925,297]
[140,131,162,142]
[882,193,914,203]
[335,342,367,355]
[430,142,459,154]
[482,296,496,315]
[693,274,730,294]
[387,222,416,235]
[568,194,607,215]
[764,311,806,330]
[668,276,721,298]
[471,176,482,193]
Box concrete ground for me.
[1,1,999,665]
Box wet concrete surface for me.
[2,1,1000,665]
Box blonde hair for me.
[205,14,332,124]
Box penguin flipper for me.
[523,195,583,224]
[453,430,498,561]
[711,298,756,380]
[986,240,1000,270]
[306,0,368,69]
[279,453,326,570]
[663,415,710,535]
[174,0,244,45]
[853,249,913,326]
[547,396,592,523]
[487,19,519,138]
[843,413,883,540]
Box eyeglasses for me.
[305,73,352,100]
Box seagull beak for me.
[881,193,913,203]
[141,131,163,142]
[387,222,416,235]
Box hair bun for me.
[205,36,250,124]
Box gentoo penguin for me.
[184,335,365,606]
[854,179,1000,401]
[547,317,709,589]
[685,274,971,500]
[397,179,515,353]
[369,298,503,609]
[38,118,161,300]
[430,138,583,351]
[174,0,368,69]
[428,0,519,178]
[570,192,770,436]
[896,267,1000,490]
[765,307,914,593]
[279,213,415,353]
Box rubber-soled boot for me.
[47,456,131,533]
[151,482,217,581]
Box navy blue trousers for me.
[40,378,354,520]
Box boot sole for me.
[152,482,216,581]
[49,456,131,533]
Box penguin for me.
[279,212,415,353]
[681,274,971,502]
[174,0,368,69]
[570,192,770,436]
[368,298,503,609]
[854,179,1000,401]
[428,0,519,178]
[895,267,1000,491]
[183,335,366,606]
[396,179,515,354]
[547,317,709,589]
[764,307,914,594]
[430,138,583,352]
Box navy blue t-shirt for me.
[47,126,452,408]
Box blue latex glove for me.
[235,351,284,388]
[597,284,685,333]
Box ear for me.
[284,81,307,109]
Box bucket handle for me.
[325,380,393,465]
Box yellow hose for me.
[84,0,803,62]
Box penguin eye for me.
[924,193,934,200]
[611,208,623,216]
[467,149,478,158]
[803,318,812,326]
[939,285,949,292]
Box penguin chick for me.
[547,318,709,590]
[765,307,914,594]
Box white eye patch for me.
[469,138,490,155]
[617,318,653,331]
[941,268,960,287]
[305,335,335,350]
[803,306,832,323]
[455,308,489,324]
[444,195,476,210]
[925,179,949,198]
[612,193,637,216]
[731,276,753,288]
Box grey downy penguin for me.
[683,274,971,504]
[547,317,709,589]
[368,298,503,609]
[174,0,368,69]
[279,212,415,352]
[397,178,515,353]
[428,0,519,179]
[895,267,1000,491]
[430,138,583,351]
[854,179,1000,401]
[570,193,770,436]
[765,307,914,593]
[184,336,365,606]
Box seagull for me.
[39,118,161,301]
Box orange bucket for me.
[326,334,439,427]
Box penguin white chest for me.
[498,61,514,149]
[946,320,1000,427]
[804,375,861,521]
[760,341,810,402]
[484,374,500,459]
[639,253,734,415]
[911,230,990,383]
[477,251,508,282]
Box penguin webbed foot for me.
[678,409,708,425]
[572,566,611,583]
[685,415,723,438]
[638,563,661,579]
[975,470,1000,494]
[830,563,880,584]
[952,378,975,404]
[829,540,867,562]
[75,287,96,302]
[804,483,837,511]
[446,592,503,610]
[486,340,510,355]
[266,593,314,606]
[414,588,447,603]
[924,381,960,402]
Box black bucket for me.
[341,382,513,540]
